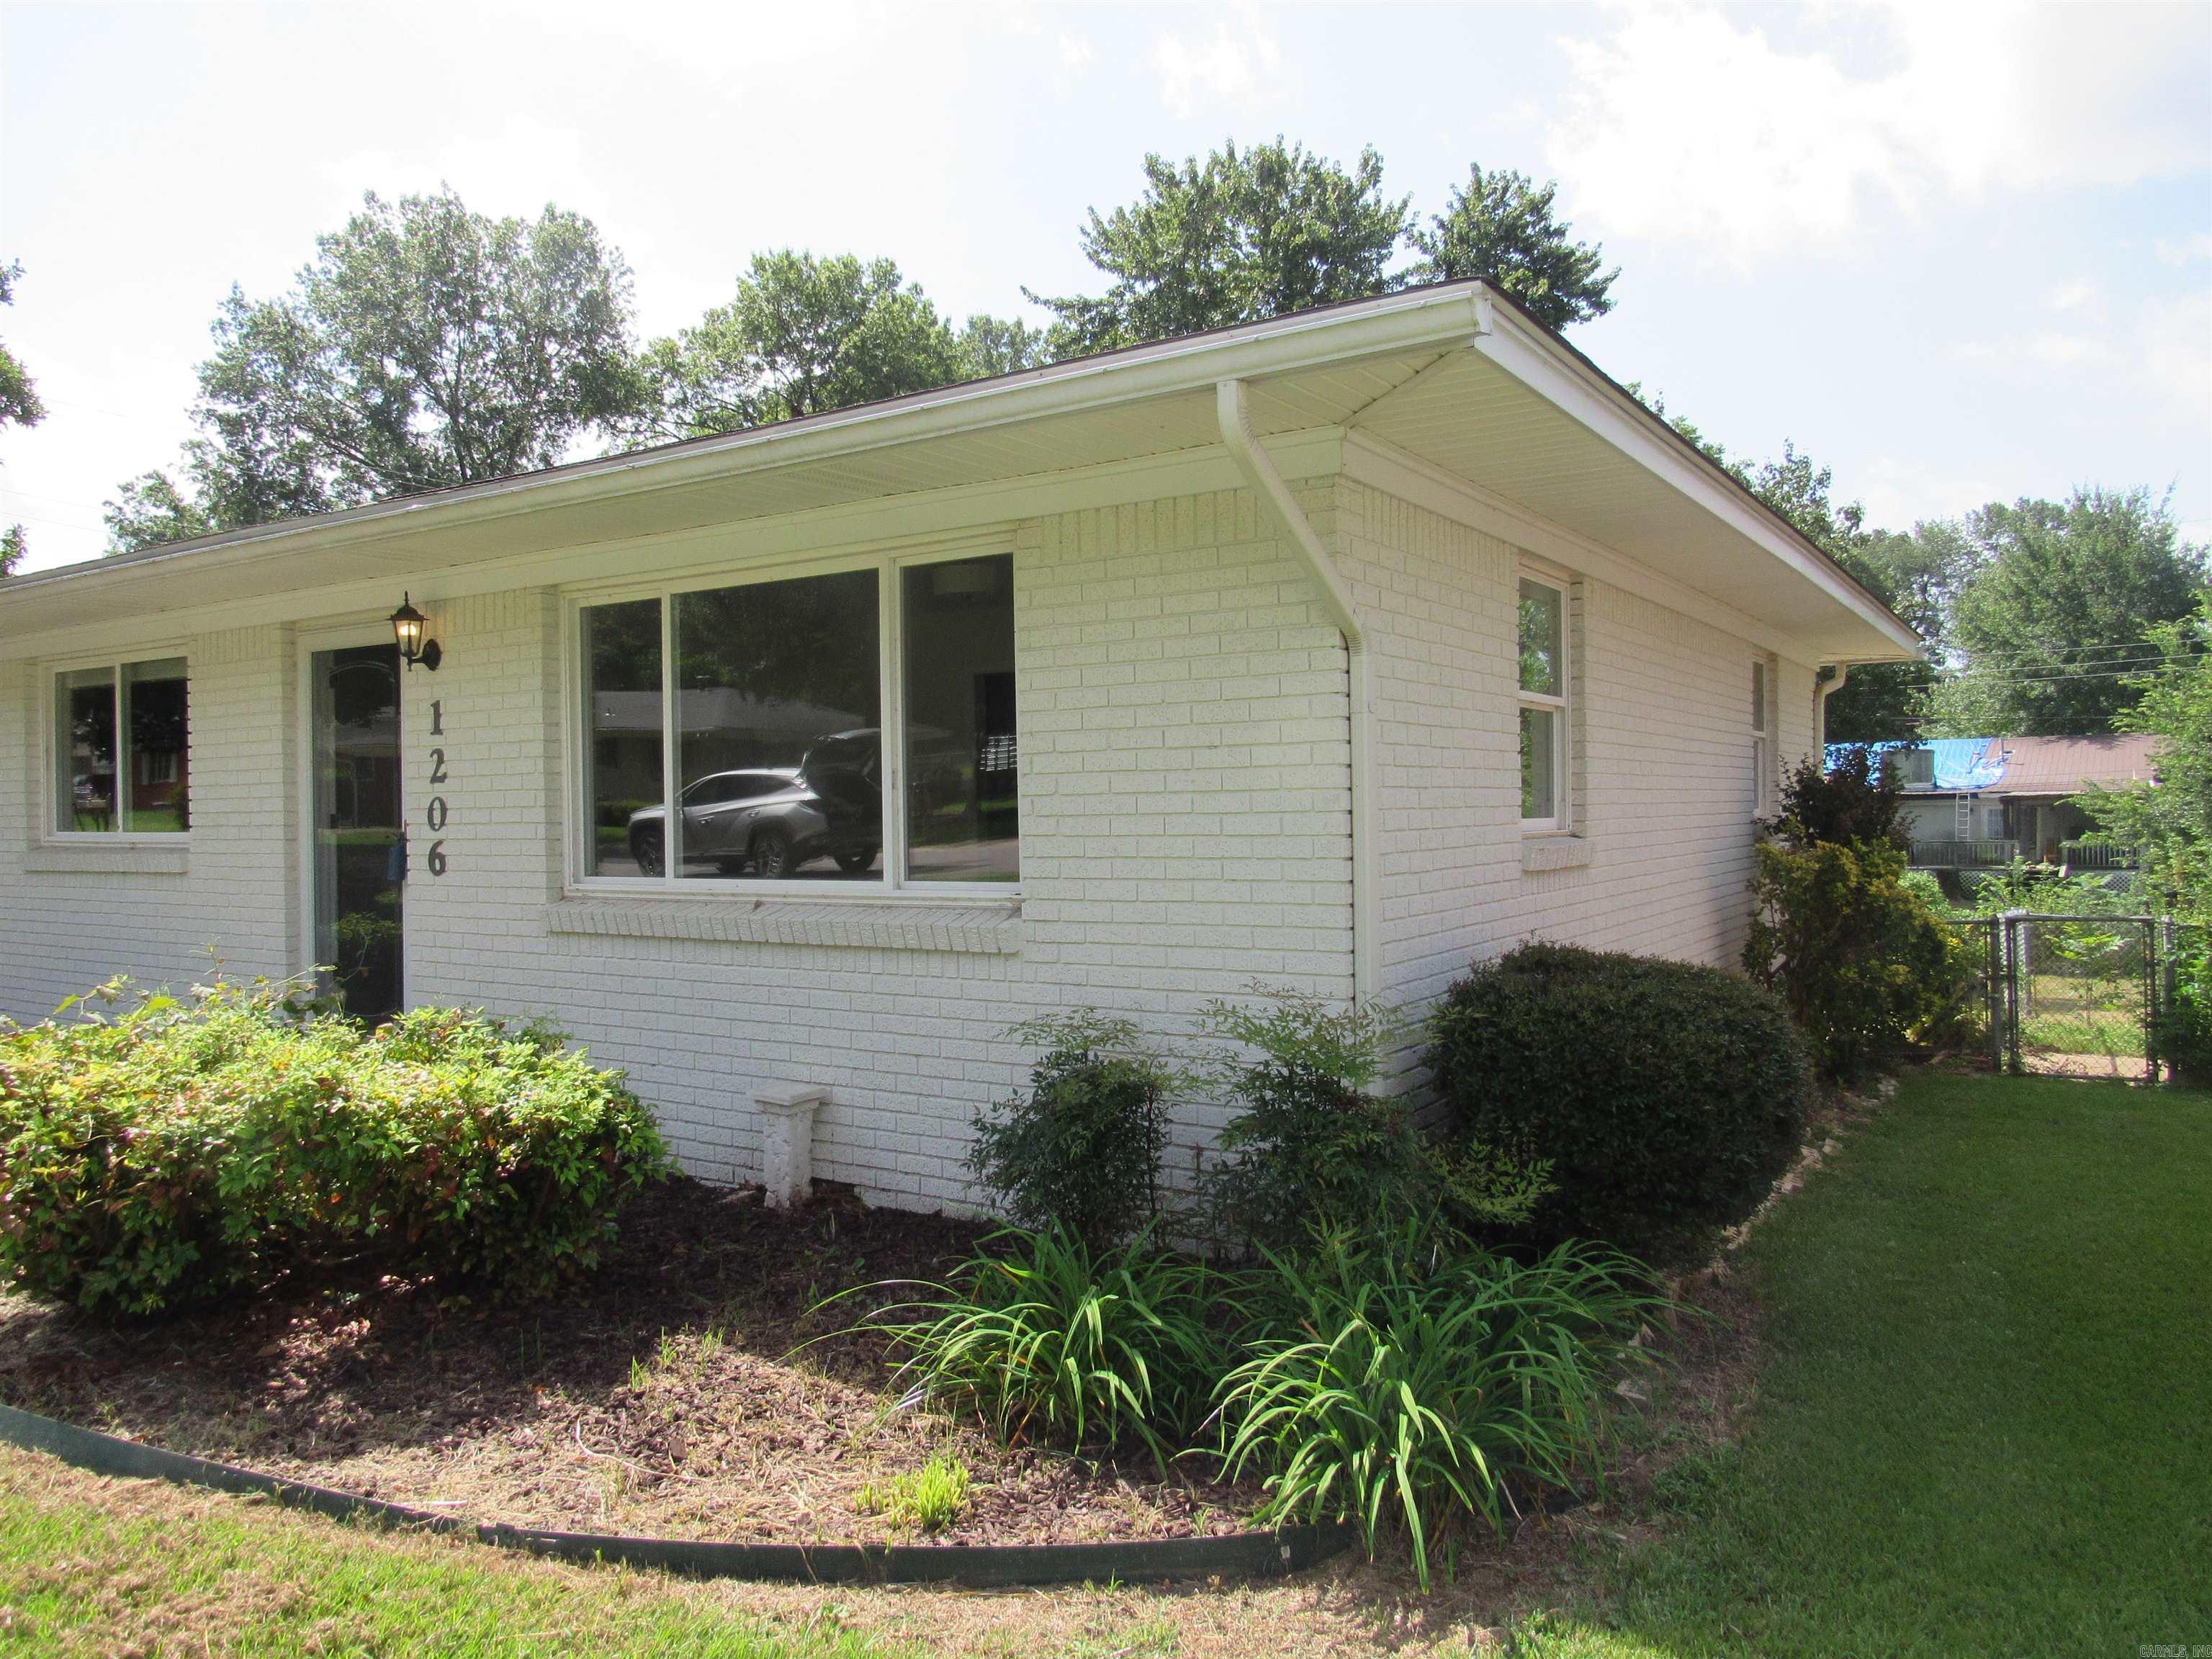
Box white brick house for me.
[0,283,1917,1209]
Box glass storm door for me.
[311,644,405,1021]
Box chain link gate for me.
[1974,912,2175,1083]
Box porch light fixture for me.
[389,593,441,672]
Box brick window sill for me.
[546,894,1022,955]
[24,842,191,876]
[1521,835,1593,875]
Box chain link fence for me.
[1956,913,2200,1084]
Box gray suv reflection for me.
[627,731,881,878]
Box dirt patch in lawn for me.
[0,1178,1262,1547]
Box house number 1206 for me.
[424,698,449,877]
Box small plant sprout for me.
[853,1452,972,1533]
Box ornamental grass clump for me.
[865,1220,1225,1468]
[1215,1216,1668,1588]
[0,976,670,1316]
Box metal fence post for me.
[2000,909,2026,1074]
[1985,916,2005,1071]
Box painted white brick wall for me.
[0,475,1834,1211]
[0,627,296,1019]
[1336,480,1827,1019]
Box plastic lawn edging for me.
[0,1402,1352,1586]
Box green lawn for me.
[1521,1071,2212,1658]
[3,1072,2205,1658]
[0,1452,902,1658]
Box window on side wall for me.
[52,657,191,835]
[575,550,1017,892]
[1517,575,1568,832]
[1750,660,1772,819]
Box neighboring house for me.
[0,282,1917,1210]
[1827,735,2158,869]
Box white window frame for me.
[1750,657,1774,820]
[1516,567,1570,835]
[562,541,1019,902]
[40,647,192,843]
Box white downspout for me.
[1814,663,1851,750]
[1216,378,1378,1002]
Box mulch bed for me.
[0,1178,1264,1547]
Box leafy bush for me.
[0,977,670,1315]
[1424,1132,1557,1231]
[1763,748,1905,850]
[965,1010,1171,1249]
[2157,931,2212,1089]
[867,1221,1223,1467]
[1746,752,1975,1079]
[1745,835,1974,1078]
[1217,1215,1666,1588]
[1199,992,1424,1256]
[1430,944,1811,1256]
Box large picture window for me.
[1517,577,1566,830]
[575,551,1016,892]
[53,657,190,835]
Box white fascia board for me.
[0,428,1349,660]
[0,287,1487,616]
[1470,308,1923,662]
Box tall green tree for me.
[1028,139,1411,355]
[1406,165,1617,331]
[635,251,1031,441]
[0,259,46,576]
[106,188,643,552]
[1920,488,2208,737]
[2075,599,2212,907]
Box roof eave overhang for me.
[0,284,1491,608]
[1467,302,1923,662]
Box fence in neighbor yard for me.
[1951,913,2202,1083]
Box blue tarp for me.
[1825,739,2008,792]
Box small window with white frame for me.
[1517,574,1568,831]
[1750,659,1772,819]
[51,657,191,835]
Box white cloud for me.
[2157,233,2212,266]
[1547,2,2211,271]
[1153,5,1282,121]
[1053,30,1096,98]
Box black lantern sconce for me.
[389,593,441,672]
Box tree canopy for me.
[632,251,1040,443]
[107,188,643,552]
[2076,599,2212,907]
[1,259,45,577]
[1026,139,1411,355]
[1407,165,1617,331]
[1918,489,2208,737]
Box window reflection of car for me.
[627,732,881,878]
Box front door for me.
[310,643,405,1021]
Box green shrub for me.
[0,977,671,1316]
[1424,1132,1557,1231]
[1748,756,1976,1079]
[965,1010,1170,1249]
[1763,748,1906,850]
[866,1222,1223,1467]
[1429,944,1811,1257]
[1199,992,1424,1256]
[1216,1215,1667,1588]
[2157,932,2212,1088]
[1745,835,1974,1078]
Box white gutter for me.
[1815,664,1851,748]
[1216,377,1378,1003]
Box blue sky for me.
[3,0,2208,573]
